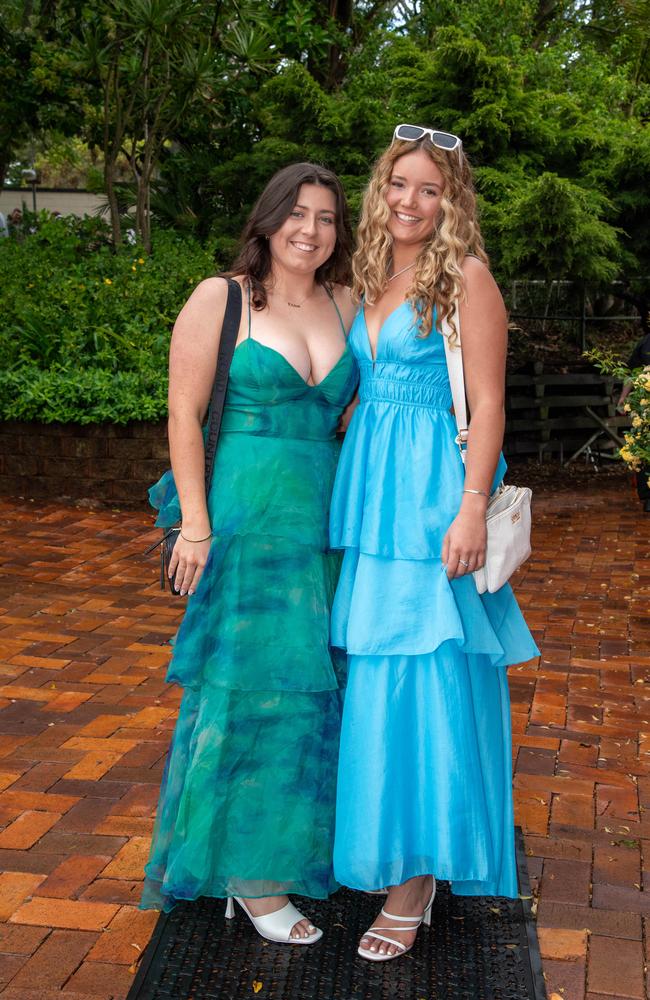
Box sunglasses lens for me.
[396,125,426,141]
[431,131,458,149]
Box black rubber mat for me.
[128,830,546,1000]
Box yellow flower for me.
[632,415,642,427]
[104,278,112,285]
[131,265,137,271]
[138,257,145,264]
[623,403,631,412]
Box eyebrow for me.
[294,203,336,214]
[392,174,441,187]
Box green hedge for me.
[0,216,218,423]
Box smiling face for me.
[269,183,338,275]
[385,148,446,250]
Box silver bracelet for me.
[463,488,488,497]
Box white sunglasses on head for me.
[393,123,462,158]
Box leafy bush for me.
[0,216,218,423]
[587,349,650,478]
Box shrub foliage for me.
[0,216,217,423]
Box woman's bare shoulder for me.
[461,254,501,297]
[176,275,244,330]
[187,275,231,308]
[461,254,492,282]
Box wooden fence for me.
[504,363,629,463]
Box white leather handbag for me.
[442,306,532,594]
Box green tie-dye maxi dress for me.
[139,331,358,910]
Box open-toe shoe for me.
[358,878,436,962]
[225,896,322,945]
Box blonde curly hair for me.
[352,137,487,343]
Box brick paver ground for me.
[0,483,648,999]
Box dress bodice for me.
[351,301,453,411]
[150,326,358,531]
[219,336,358,441]
[330,302,506,560]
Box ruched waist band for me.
[359,376,452,410]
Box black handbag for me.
[145,277,243,595]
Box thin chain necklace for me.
[388,261,416,282]
[284,287,316,309]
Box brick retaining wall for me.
[0,421,169,504]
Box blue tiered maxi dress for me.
[329,303,539,898]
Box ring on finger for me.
[459,558,469,568]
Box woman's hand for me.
[442,499,487,579]
[168,535,212,596]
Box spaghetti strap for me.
[325,285,347,338]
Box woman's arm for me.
[442,256,507,579]
[617,381,632,412]
[338,394,359,432]
[167,276,230,595]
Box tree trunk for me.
[103,62,123,247]
[105,158,122,247]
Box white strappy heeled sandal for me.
[358,878,436,962]
[225,896,323,945]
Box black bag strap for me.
[203,277,242,496]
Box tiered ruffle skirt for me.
[330,394,539,898]
[140,433,345,911]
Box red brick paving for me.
[0,499,182,999]
[0,484,648,998]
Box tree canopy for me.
[2,0,649,305]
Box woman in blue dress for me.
[330,125,539,961]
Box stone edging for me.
[0,420,169,504]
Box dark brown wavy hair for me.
[229,162,352,310]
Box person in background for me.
[7,208,22,236]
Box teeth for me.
[292,242,317,251]
[396,212,419,223]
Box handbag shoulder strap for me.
[441,302,469,465]
[203,277,242,494]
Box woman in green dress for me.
[139,163,358,944]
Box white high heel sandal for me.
[358,878,436,963]
[225,896,323,945]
